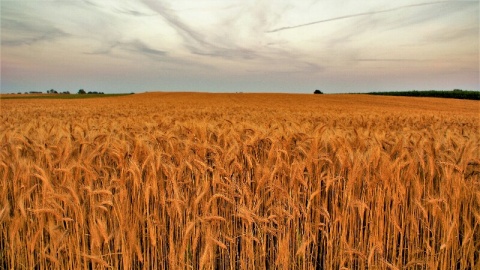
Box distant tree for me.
[314,89,323,94]
[62,91,70,94]
[78,89,86,94]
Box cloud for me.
[138,0,264,61]
[1,17,69,46]
[2,29,68,46]
[383,1,476,31]
[266,1,452,33]
[140,1,211,49]
[128,40,167,56]
[81,0,100,8]
[85,40,167,58]
[114,8,156,17]
[424,27,478,43]
[135,0,331,75]
[355,58,432,62]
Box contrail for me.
[266,1,450,33]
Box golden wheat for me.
[0,93,479,269]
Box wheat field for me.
[1,93,479,269]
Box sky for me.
[1,0,479,94]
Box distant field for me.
[0,93,132,99]
[1,93,479,269]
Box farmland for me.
[0,93,132,100]
[1,92,479,269]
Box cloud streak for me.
[1,17,69,46]
[2,28,68,46]
[86,40,167,58]
[355,58,433,62]
[139,0,261,61]
[140,1,212,50]
[266,1,451,33]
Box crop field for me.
[1,92,479,269]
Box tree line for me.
[17,89,105,95]
[368,89,479,100]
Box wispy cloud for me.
[355,58,433,62]
[140,1,212,51]
[424,27,478,43]
[86,40,167,57]
[113,8,156,17]
[128,40,167,57]
[1,18,69,46]
[266,1,451,33]
[138,0,263,61]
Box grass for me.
[1,92,479,269]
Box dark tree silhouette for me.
[314,89,323,94]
